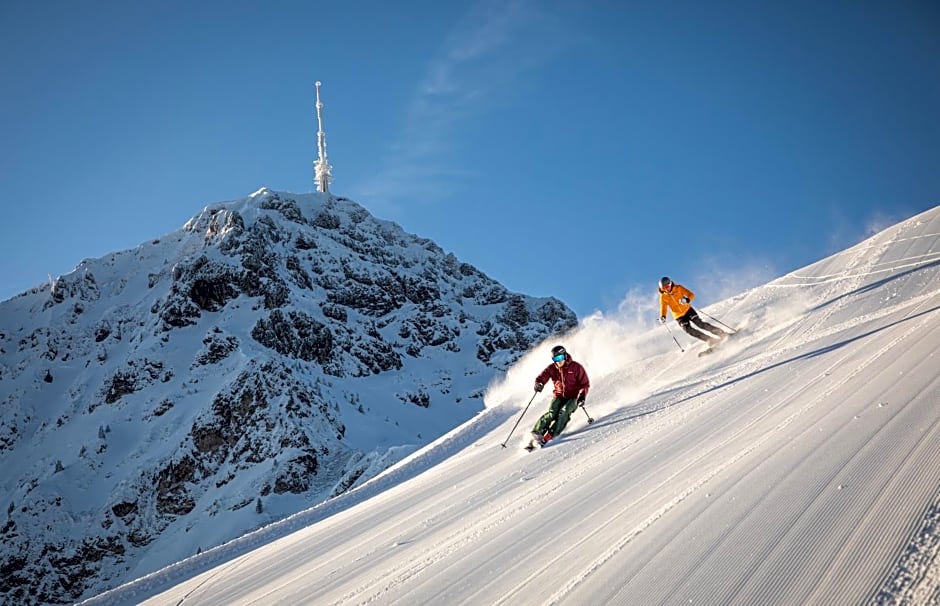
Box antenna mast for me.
[314,81,333,193]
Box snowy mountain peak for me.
[0,189,576,604]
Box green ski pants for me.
[533,397,579,437]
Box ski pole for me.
[580,403,595,424]
[661,320,685,352]
[500,391,539,448]
[698,309,736,333]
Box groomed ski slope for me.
[85,206,940,606]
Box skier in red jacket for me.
[530,345,590,446]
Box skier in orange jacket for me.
[658,277,729,344]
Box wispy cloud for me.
[353,0,570,209]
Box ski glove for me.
[577,393,586,405]
[679,297,690,304]
[658,316,666,324]
[534,381,544,393]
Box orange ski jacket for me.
[659,283,695,319]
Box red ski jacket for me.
[535,356,590,400]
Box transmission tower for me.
[314,81,333,193]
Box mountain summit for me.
[0,188,576,604]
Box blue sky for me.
[2,0,939,318]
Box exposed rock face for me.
[0,188,577,604]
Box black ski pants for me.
[677,308,723,343]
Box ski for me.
[525,440,551,451]
[698,332,736,357]
[524,431,545,451]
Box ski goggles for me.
[552,353,566,363]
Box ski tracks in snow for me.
[328,220,939,606]
[536,274,940,604]
[872,496,940,605]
